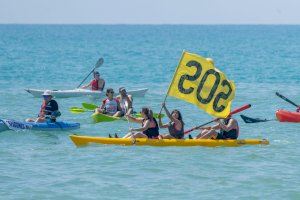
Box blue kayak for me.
[0,119,80,132]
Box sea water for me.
[0,25,299,199]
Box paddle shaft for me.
[77,58,104,88]
[184,104,251,134]
[69,107,94,114]
[159,51,185,114]
[276,92,299,108]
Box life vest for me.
[102,98,119,114]
[142,118,159,138]
[120,97,131,112]
[168,121,184,139]
[220,118,239,137]
[91,79,99,90]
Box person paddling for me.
[117,87,133,115]
[26,90,61,123]
[95,88,123,117]
[194,115,239,139]
[122,107,159,139]
[81,71,105,91]
[158,103,184,139]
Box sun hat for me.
[119,87,126,92]
[42,90,52,96]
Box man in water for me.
[81,71,105,91]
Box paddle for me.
[240,115,276,123]
[276,92,299,108]
[77,58,104,88]
[82,102,98,110]
[81,102,164,118]
[238,93,299,123]
[69,107,94,114]
[184,104,251,135]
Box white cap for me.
[42,90,52,96]
[206,58,214,66]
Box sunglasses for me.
[108,91,114,94]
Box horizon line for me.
[0,23,300,26]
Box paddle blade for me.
[82,102,98,110]
[92,113,121,123]
[240,115,269,123]
[133,113,164,119]
[275,92,299,108]
[95,58,104,69]
[69,107,85,114]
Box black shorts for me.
[216,130,238,139]
[144,131,159,139]
[171,132,184,139]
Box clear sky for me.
[0,0,299,24]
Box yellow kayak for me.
[69,134,269,147]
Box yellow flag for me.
[168,51,236,118]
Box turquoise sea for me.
[0,25,299,199]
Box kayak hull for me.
[69,135,269,147]
[276,109,300,123]
[0,119,80,132]
[0,121,9,132]
[25,88,148,98]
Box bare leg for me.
[131,132,148,139]
[35,117,46,123]
[195,130,209,139]
[159,134,175,139]
[95,108,102,114]
[126,108,133,115]
[113,111,122,117]
[199,130,218,139]
[123,132,135,138]
[26,118,36,122]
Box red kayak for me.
[276,109,300,123]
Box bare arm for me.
[198,124,220,130]
[218,119,237,132]
[126,95,133,109]
[162,103,183,130]
[117,101,122,112]
[162,103,173,121]
[126,115,143,123]
[81,82,91,89]
[132,120,150,132]
[158,116,169,128]
[98,79,105,91]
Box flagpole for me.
[159,50,186,114]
